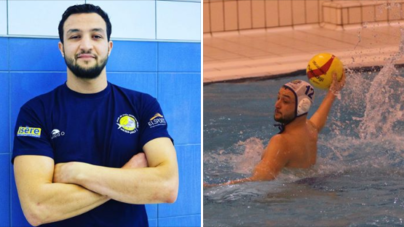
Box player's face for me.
[274,87,296,124]
[59,13,113,79]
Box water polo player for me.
[205,72,346,187]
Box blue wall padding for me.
[0,38,9,71]
[2,37,201,226]
[9,38,65,71]
[0,154,10,226]
[148,218,157,227]
[0,73,9,153]
[158,73,201,145]
[108,41,158,72]
[158,42,201,72]
[159,214,201,227]
[146,203,158,220]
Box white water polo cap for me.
[283,80,315,117]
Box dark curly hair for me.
[58,4,112,43]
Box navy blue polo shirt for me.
[12,82,172,226]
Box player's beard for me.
[64,51,109,79]
[274,111,295,124]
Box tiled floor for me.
[203,24,404,83]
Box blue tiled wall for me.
[158,73,201,145]
[0,154,10,226]
[158,43,201,72]
[9,39,65,71]
[0,39,8,70]
[0,73,9,154]
[0,37,201,226]
[108,42,158,72]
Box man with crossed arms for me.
[13,4,178,226]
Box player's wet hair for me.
[58,4,112,43]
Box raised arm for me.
[54,137,179,204]
[14,155,109,226]
[309,72,346,132]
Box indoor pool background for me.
[203,60,404,225]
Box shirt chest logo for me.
[116,114,139,134]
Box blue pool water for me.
[203,63,404,226]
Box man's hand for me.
[122,152,148,169]
[53,162,80,184]
[329,71,346,95]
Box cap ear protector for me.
[297,98,311,116]
[283,80,315,118]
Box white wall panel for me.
[157,1,201,41]
[88,1,155,40]
[0,0,6,35]
[9,1,84,36]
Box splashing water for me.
[232,138,264,174]
[357,28,404,140]
[204,137,265,184]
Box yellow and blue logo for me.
[17,126,41,138]
[116,114,138,134]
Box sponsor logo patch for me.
[17,126,41,138]
[51,129,65,140]
[148,113,167,128]
[117,114,139,134]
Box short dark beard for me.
[64,51,108,79]
[274,113,295,125]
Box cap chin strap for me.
[274,123,285,134]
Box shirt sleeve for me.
[139,96,173,148]
[12,104,54,164]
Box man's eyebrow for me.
[67,29,81,34]
[66,28,105,34]
[91,28,105,32]
[281,94,292,99]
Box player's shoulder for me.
[263,134,288,160]
[110,83,156,101]
[21,84,64,111]
[267,134,288,151]
[269,134,286,144]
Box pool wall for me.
[203,0,404,34]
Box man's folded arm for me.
[55,137,179,204]
[14,155,109,226]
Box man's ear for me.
[108,41,113,56]
[58,42,64,57]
